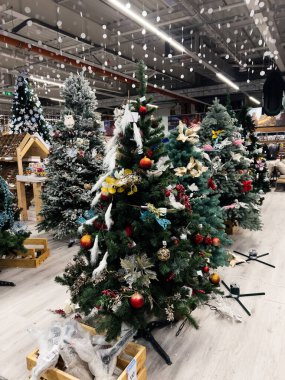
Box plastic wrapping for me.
[29,320,136,380]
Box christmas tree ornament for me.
[125,225,133,237]
[194,233,204,244]
[139,156,152,169]
[204,235,213,245]
[212,237,221,247]
[165,189,171,197]
[138,105,147,115]
[101,193,109,201]
[80,234,93,249]
[202,265,210,273]
[146,149,153,158]
[130,292,145,308]
[157,241,170,261]
[209,273,221,285]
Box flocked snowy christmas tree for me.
[56,62,227,363]
[167,119,230,267]
[238,106,270,197]
[38,73,105,239]
[0,174,29,255]
[199,98,262,231]
[11,74,50,142]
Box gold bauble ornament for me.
[209,272,221,285]
[157,241,170,261]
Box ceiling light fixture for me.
[48,97,65,103]
[108,0,185,53]
[249,96,261,105]
[216,72,239,91]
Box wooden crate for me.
[26,325,147,380]
[225,220,239,235]
[0,238,50,268]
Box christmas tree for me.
[167,119,231,267]
[38,74,105,239]
[199,98,262,231]
[0,175,30,254]
[56,62,225,358]
[238,106,270,197]
[11,74,50,142]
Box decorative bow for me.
[212,129,224,140]
[174,157,208,178]
[177,120,200,143]
[140,203,171,230]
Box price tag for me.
[126,358,137,380]
[140,96,146,102]
[196,270,203,277]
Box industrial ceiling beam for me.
[0,31,209,106]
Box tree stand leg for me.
[0,280,15,287]
[135,320,172,365]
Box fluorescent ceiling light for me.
[30,75,64,87]
[249,96,261,105]
[108,0,185,54]
[48,97,64,103]
[216,72,239,91]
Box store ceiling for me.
[0,0,284,116]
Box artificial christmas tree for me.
[56,62,224,363]
[238,106,270,196]
[38,74,105,239]
[199,98,262,231]
[167,119,230,267]
[11,74,50,142]
[0,174,29,255]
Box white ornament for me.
[64,115,75,129]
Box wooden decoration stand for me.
[0,238,50,268]
[0,133,49,221]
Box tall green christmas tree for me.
[56,63,227,362]
[199,98,262,231]
[0,175,30,254]
[11,74,50,142]
[167,119,230,267]
[238,106,270,196]
[38,74,105,239]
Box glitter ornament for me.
[157,241,170,261]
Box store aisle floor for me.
[0,191,284,380]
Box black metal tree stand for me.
[222,280,265,316]
[135,320,172,365]
[234,249,275,268]
[0,271,15,287]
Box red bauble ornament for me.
[130,292,144,309]
[165,190,171,197]
[202,265,210,273]
[125,225,133,237]
[204,235,213,245]
[139,156,152,169]
[146,149,153,158]
[194,233,204,244]
[80,234,93,249]
[93,220,101,230]
[138,105,147,115]
[212,237,221,247]
[165,272,175,282]
[101,193,109,201]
